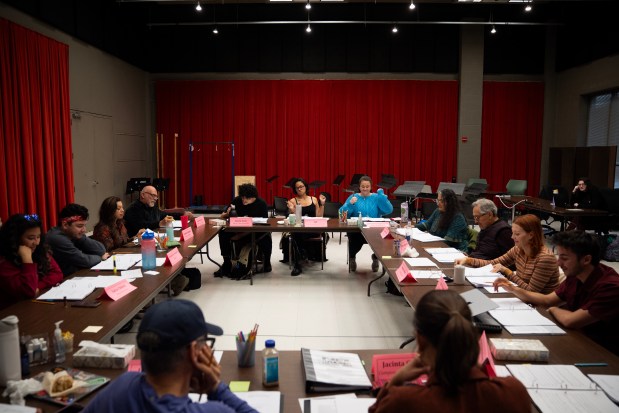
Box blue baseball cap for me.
[137,299,223,352]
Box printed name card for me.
[365,221,390,228]
[304,218,328,228]
[396,261,416,283]
[399,239,410,255]
[194,216,206,228]
[478,331,496,378]
[380,227,394,239]
[229,217,253,227]
[98,279,137,301]
[435,277,449,290]
[180,227,194,242]
[164,247,183,267]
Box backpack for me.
[603,235,619,262]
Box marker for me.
[574,362,608,367]
[113,254,117,275]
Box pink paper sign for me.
[304,218,328,227]
[380,227,394,239]
[365,221,390,228]
[180,227,194,242]
[477,331,497,378]
[229,217,253,227]
[99,279,137,301]
[395,261,416,283]
[399,239,410,255]
[164,247,183,267]
[435,277,449,290]
[194,216,206,228]
[127,360,142,372]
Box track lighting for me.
[195,2,202,12]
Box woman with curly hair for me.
[93,196,142,251]
[0,214,63,309]
[416,188,468,251]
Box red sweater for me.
[0,256,63,310]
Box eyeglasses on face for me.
[295,185,305,190]
[196,335,216,349]
[473,213,486,220]
[145,192,158,199]
[435,198,445,204]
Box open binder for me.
[301,348,372,393]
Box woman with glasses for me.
[0,214,63,309]
[283,178,324,276]
[93,196,144,251]
[369,290,530,413]
[416,188,468,251]
[456,214,560,294]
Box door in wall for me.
[71,112,115,231]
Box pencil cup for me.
[236,340,256,368]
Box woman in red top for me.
[93,196,142,252]
[0,214,63,309]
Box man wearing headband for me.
[82,299,258,413]
[47,203,109,275]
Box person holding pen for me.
[339,176,393,272]
[494,230,619,355]
[0,214,63,310]
[81,299,258,413]
[455,214,559,294]
[369,290,530,413]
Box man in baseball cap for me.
[82,299,258,413]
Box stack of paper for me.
[91,254,142,271]
[464,265,515,293]
[37,278,96,300]
[425,247,466,263]
[489,298,565,335]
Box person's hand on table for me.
[101,252,111,261]
[491,263,505,274]
[493,277,514,292]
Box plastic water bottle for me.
[0,315,21,386]
[551,196,556,208]
[357,212,363,228]
[165,219,175,240]
[53,320,65,364]
[401,201,409,225]
[262,339,279,387]
[141,230,157,270]
[295,204,302,227]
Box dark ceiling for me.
[2,0,618,74]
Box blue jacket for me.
[339,188,393,218]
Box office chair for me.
[323,201,343,244]
[537,185,569,237]
[273,196,289,216]
[506,179,528,196]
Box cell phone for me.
[71,300,101,308]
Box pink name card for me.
[399,239,410,255]
[180,227,194,242]
[99,279,137,301]
[194,216,206,228]
[304,218,328,227]
[435,277,449,290]
[229,217,253,227]
[381,227,394,239]
[164,247,183,267]
[365,221,390,228]
[396,261,417,284]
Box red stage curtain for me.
[155,79,459,206]
[481,81,544,197]
[0,19,74,230]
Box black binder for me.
[301,348,372,393]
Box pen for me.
[574,362,608,367]
[113,254,117,274]
[31,300,55,305]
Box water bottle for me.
[551,196,556,209]
[141,230,157,270]
[394,239,402,257]
[295,204,302,227]
[0,315,21,386]
[262,339,279,387]
[165,219,175,240]
[53,320,65,364]
[357,212,363,228]
[401,201,409,225]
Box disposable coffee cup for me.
[454,265,466,284]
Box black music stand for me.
[125,177,151,201]
[344,174,365,194]
[266,175,279,217]
[153,178,170,208]
[308,180,326,197]
[332,175,345,202]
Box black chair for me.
[382,199,401,219]
[344,173,365,193]
[323,201,343,244]
[421,201,438,219]
[273,196,289,216]
[537,185,570,236]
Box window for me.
[586,90,619,188]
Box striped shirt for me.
[467,246,560,294]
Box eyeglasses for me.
[435,198,445,204]
[145,192,158,199]
[473,213,486,220]
[24,214,40,222]
[196,335,216,349]
[295,185,305,190]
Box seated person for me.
[569,177,606,230]
[456,214,559,294]
[468,198,513,260]
[214,183,271,278]
[93,196,144,252]
[369,290,530,413]
[47,203,109,275]
[284,178,323,276]
[124,185,193,237]
[0,214,63,309]
[339,175,393,272]
[495,230,619,355]
[416,188,468,251]
[81,299,258,413]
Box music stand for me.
[125,177,151,201]
[377,174,397,191]
[332,175,345,202]
[344,173,365,194]
[283,177,296,190]
[266,175,279,216]
[437,182,466,196]
[308,180,326,197]
[153,178,170,208]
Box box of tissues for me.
[73,341,135,369]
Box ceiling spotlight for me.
[306,24,312,33]
[213,27,219,34]
[392,25,398,33]
[305,1,311,10]
[409,1,415,10]
[490,25,496,34]
[195,2,202,12]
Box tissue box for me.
[489,338,549,362]
[73,344,135,369]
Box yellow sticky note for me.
[229,381,250,392]
[82,326,103,333]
